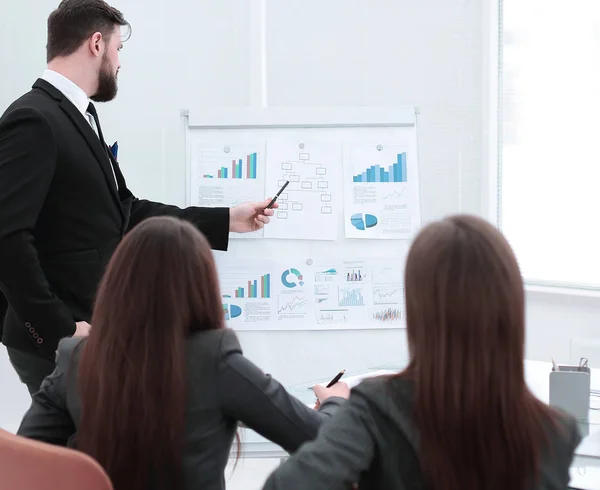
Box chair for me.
[0,428,113,490]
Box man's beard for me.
[91,55,118,103]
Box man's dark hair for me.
[46,0,131,62]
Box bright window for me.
[499,0,600,288]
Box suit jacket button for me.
[25,322,31,327]
[33,333,39,339]
[36,338,43,344]
[28,327,35,333]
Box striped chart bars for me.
[207,152,258,179]
[233,273,271,299]
[352,152,407,183]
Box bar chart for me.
[345,269,364,282]
[338,288,365,307]
[203,152,258,179]
[233,273,271,298]
[352,153,407,183]
[372,307,402,323]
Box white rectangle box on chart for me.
[264,140,341,241]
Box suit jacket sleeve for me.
[216,329,344,453]
[17,338,78,445]
[127,198,230,251]
[0,107,76,356]
[262,390,377,490]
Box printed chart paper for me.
[344,142,421,239]
[215,257,314,330]
[264,140,340,240]
[215,256,405,331]
[313,259,405,329]
[189,143,265,238]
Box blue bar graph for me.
[339,288,365,307]
[353,153,408,183]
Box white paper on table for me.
[314,369,399,389]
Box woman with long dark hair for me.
[263,215,581,490]
[17,216,348,490]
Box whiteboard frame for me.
[184,106,419,129]
[181,106,423,330]
[183,106,422,217]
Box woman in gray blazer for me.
[263,215,581,490]
[17,216,348,490]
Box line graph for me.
[315,267,337,283]
[382,188,408,202]
[278,294,309,316]
[373,287,402,305]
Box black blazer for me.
[18,328,344,490]
[0,79,229,358]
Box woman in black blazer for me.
[263,215,581,490]
[17,216,348,490]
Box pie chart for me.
[281,268,304,288]
[223,304,242,320]
[350,213,378,231]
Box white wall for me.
[4,0,592,441]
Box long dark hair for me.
[77,217,225,490]
[402,215,555,490]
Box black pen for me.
[326,369,345,387]
[307,369,346,390]
[265,180,290,209]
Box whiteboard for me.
[184,107,421,332]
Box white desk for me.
[236,360,600,466]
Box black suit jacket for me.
[0,79,229,358]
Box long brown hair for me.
[77,217,225,490]
[402,215,554,490]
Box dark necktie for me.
[86,102,108,153]
[87,102,119,190]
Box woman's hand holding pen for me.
[313,382,350,408]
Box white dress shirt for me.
[41,69,118,189]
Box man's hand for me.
[73,321,91,337]
[229,198,278,233]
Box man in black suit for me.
[0,0,275,395]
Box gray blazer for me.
[263,376,582,490]
[17,328,343,490]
